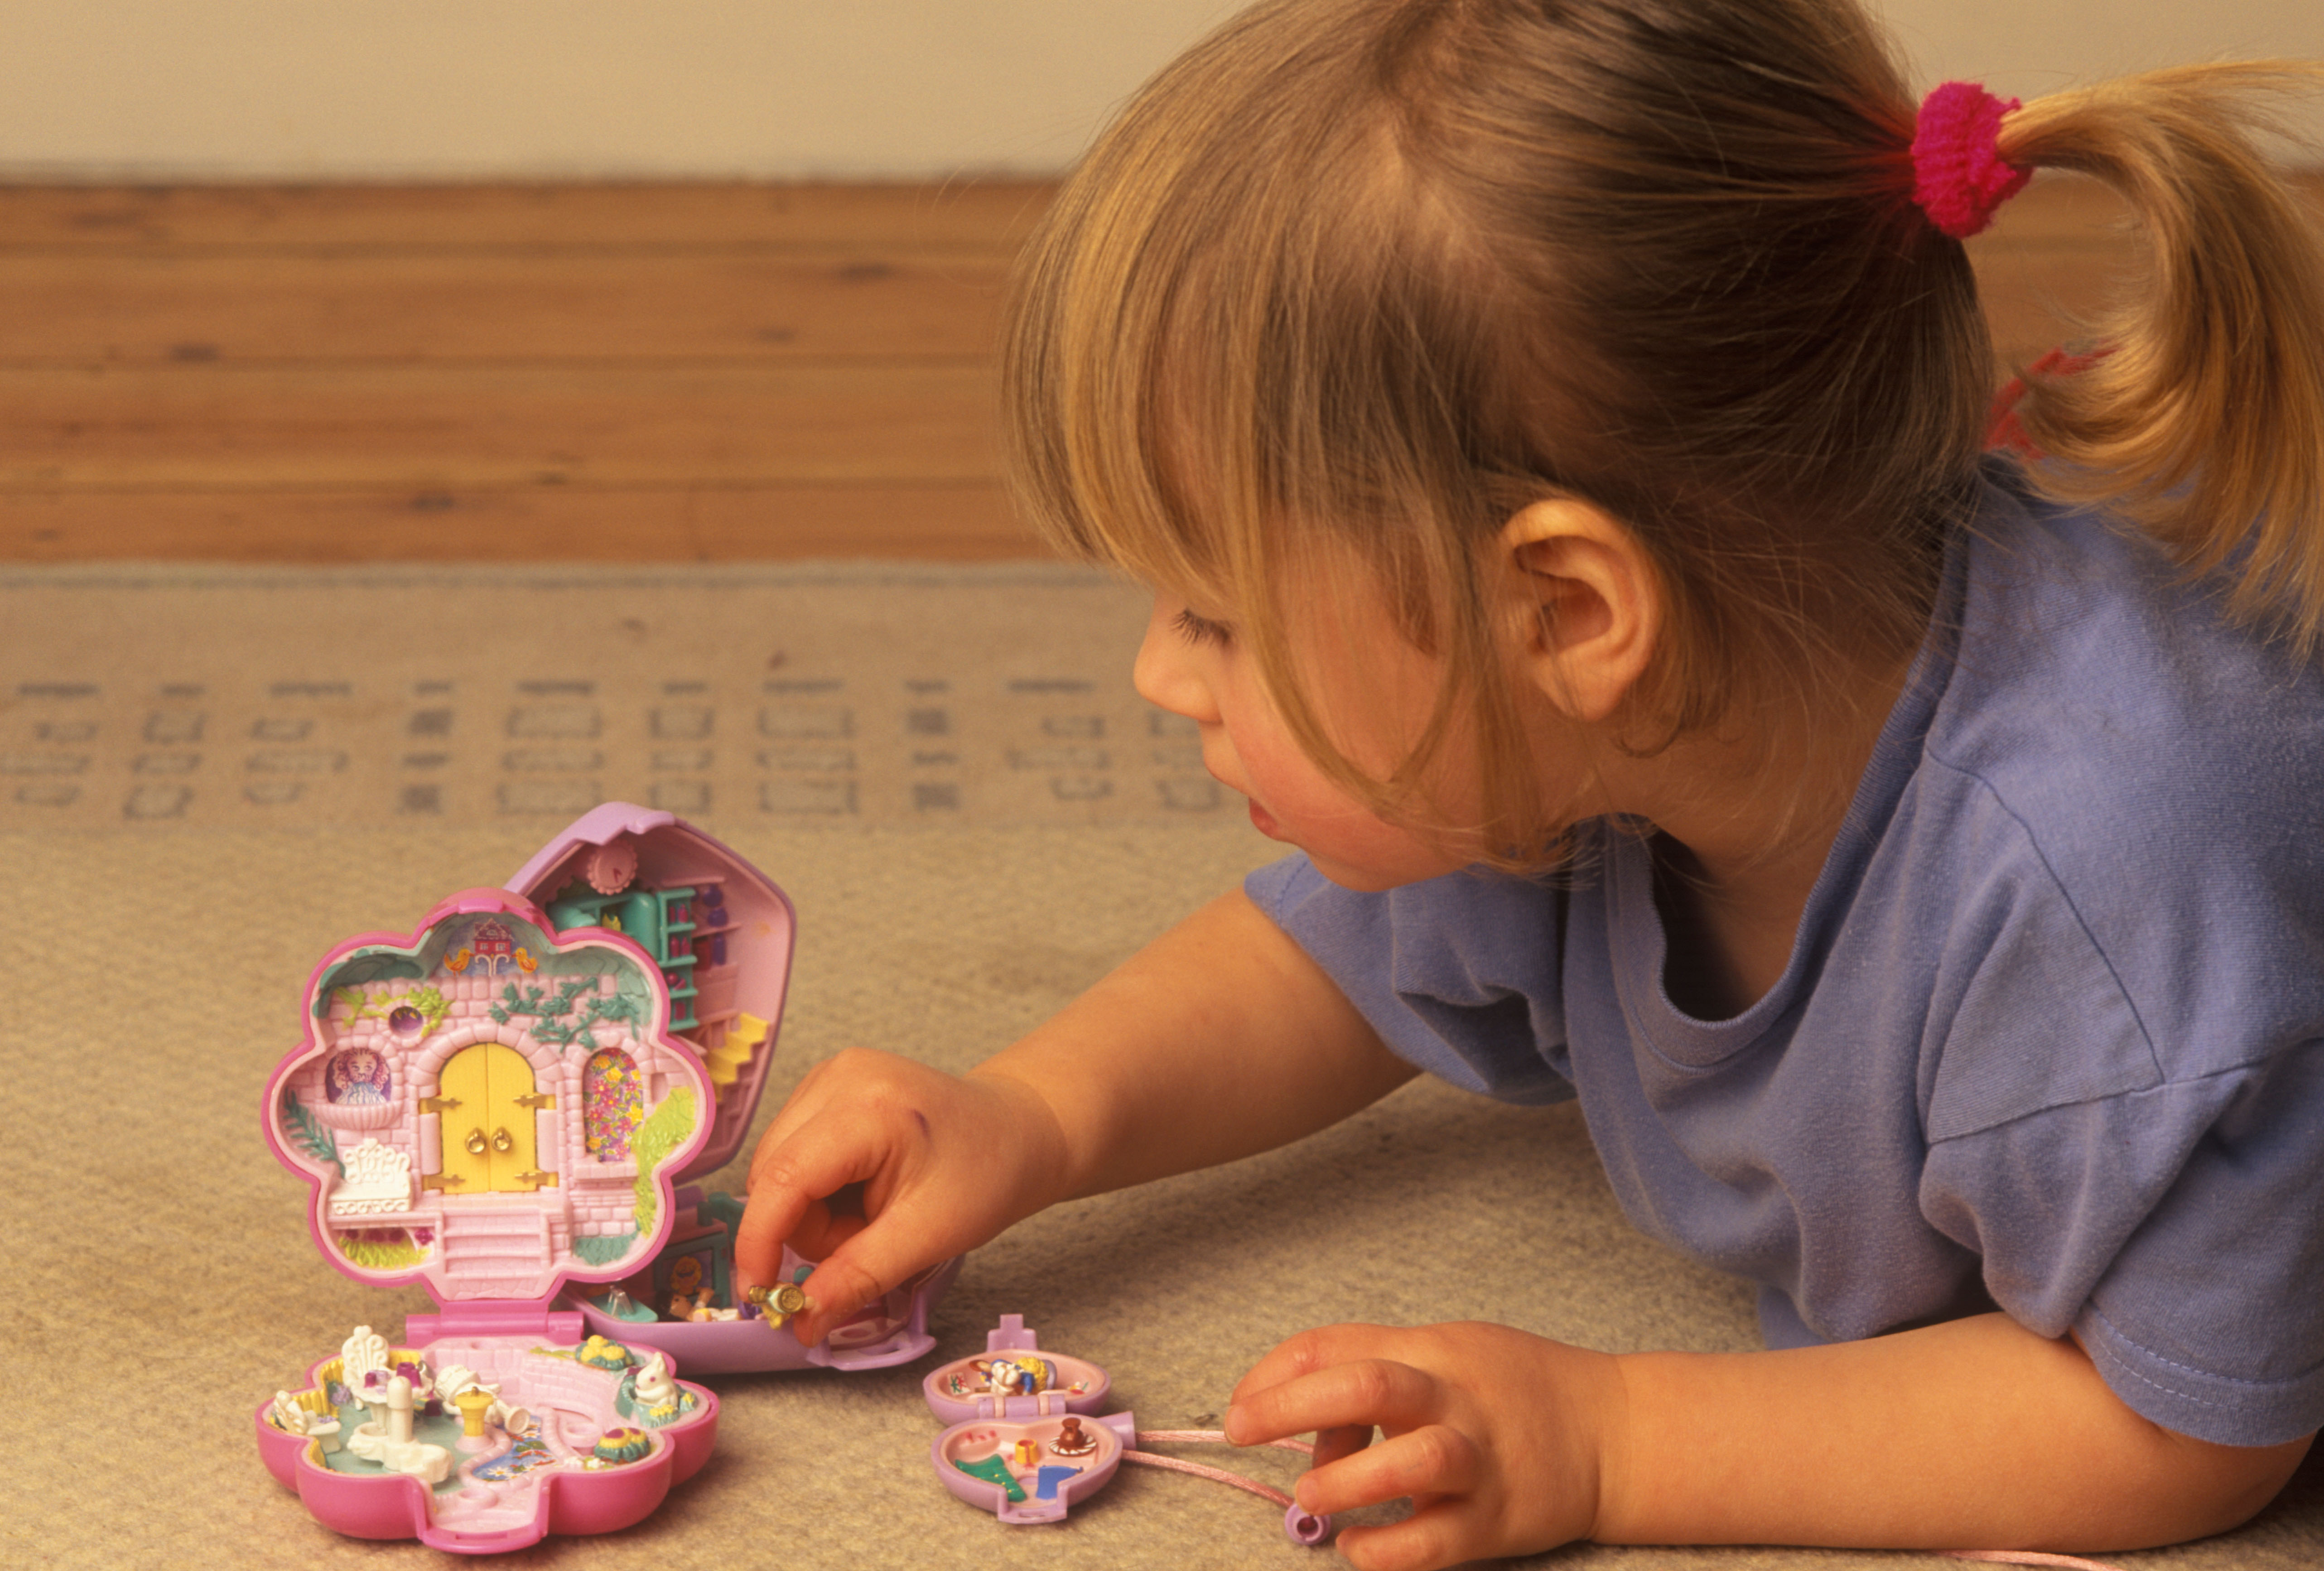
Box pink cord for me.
[1134,1428,1314,1454]
[1124,1431,1317,1513]
[1125,1434,2110,1566]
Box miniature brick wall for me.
[295,964,705,1271]
[517,1349,624,1432]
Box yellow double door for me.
[431,1043,558,1195]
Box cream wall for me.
[1,0,2317,180]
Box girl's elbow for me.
[2097,1427,2317,1549]
[2166,1429,2314,1542]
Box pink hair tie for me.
[1910,80,2031,239]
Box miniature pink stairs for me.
[438,1207,558,1301]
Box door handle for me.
[465,1127,487,1156]
[492,1126,514,1153]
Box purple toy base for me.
[932,1411,1138,1524]
[565,1181,962,1376]
[576,1250,961,1376]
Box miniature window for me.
[583,1047,644,1158]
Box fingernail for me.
[1222,1404,1247,1443]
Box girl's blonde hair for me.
[1001,0,2324,866]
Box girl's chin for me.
[1247,798,1285,839]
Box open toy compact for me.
[256,804,957,1551]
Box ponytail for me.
[1997,64,2324,655]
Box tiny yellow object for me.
[452,1387,497,1438]
[746,1282,810,1325]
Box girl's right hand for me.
[732,1047,1070,1347]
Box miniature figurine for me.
[630,1352,685,1422]
[1050,1418,1098,1457]
[665,1256,709,1320]
[979,1355,1056,1399]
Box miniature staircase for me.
[704,1012,768,1099]
[435,1205,556,1300]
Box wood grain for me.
[0,364,996,487]
[0,483,1032,561]
[0,181,1056,253]
[0,253,1013,364]
[0,174,2311,563]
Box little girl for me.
[738,0,2324,1563]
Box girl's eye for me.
[1172,608,1233,648]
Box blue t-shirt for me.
[1247,469,2324,1446]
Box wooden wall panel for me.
[0,176,2311,563]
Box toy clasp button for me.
[491,1126,515,1153]
[464,1127,488,1156]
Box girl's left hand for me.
[1223,1321,1625,1571]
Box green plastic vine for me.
[492,976,643,1047]
[630,1088,698,1239]
[280,1088,344,1176]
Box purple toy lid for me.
[506,804,796,1183]
[264,887,717,1306]
[924,1315,1114,1424]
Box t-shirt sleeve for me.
[1245,854,1575,1106]
[1923,1051,2324,1446]
[1910,802,2324,1446]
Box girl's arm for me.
[734,888,1416,1345]
[1227,1310,2312,1571]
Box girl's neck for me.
[1606,647,1913,1019]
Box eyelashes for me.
[1172,608,1233,648]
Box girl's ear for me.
[1496,498,1660,723]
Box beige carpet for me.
[8,563,2321,1570]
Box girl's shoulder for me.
[1937,469,2324,809]
[1910,472,2324,1086]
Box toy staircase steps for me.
[703,1012,768,1099]
[436,1206,556,1300]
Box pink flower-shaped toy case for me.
[258,805,955,1552]
[259,884,722,1552]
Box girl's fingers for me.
[730,1173,814,1288]
[1331,1500,1481,1571]
[1296,1422,1481,1516]
[1310,1422,1374,1469]
[788,1202,869,1264]
[733,1123,892,1290]
[1231,1321,1405,1406]
[1227,1354,1442,1447]
[787,1213,945,1346]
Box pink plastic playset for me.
[256,804,957,1551]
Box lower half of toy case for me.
[255,803,958,1552]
